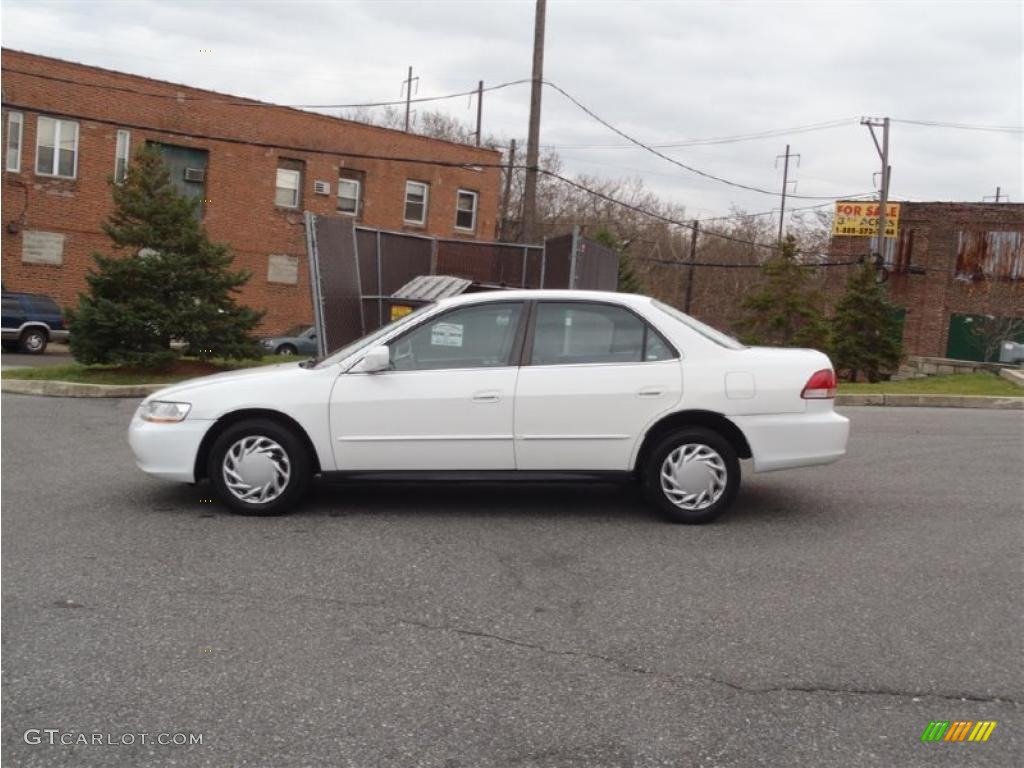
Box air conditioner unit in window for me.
[184,168,205,183]
[313,180,330,195]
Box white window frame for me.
[337,178,361,216]
[6,111,23,172]
[275,166,301,208]
[404,180,429,225]
[114,129,130,184]
[35,116,79,179]
[455,189,478,232]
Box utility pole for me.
[983,186,1007,202]
[401,66,419,132]
[500,139,516,240]
[684,221,699,314]
[522,0,546,243]
[475,80,484,146]
[775,144,800,242]
[861,117,890,256]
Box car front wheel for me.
[207,419,311,515]
[642,427,740,524]
[20,328,48,354]
[275,344,297,356]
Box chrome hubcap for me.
[24,334,44,351]
[222,436,291,504]
[277,347,294,355]
[660,443,727,511]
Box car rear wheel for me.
[642,427,740,524]
[20,328,48,354]
[207,419,311,515]
[275,344,297,356]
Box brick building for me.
[1,50,502,333]
[827,202,1024,360]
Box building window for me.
[6,112,23,172]
[35,116,79,178]
[114,130,130,184]
[455,189,478,232]
[275,158,303,208]
[404,180,429,225]
[338,178,360,216]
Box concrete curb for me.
[836,393,1024,409]
[1,378,165,398]
[999,368,1024,388]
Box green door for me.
[947,313,1024,362]
[147,142,208,220]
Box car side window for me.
[645,327,674,361]
[390,302,523,371]
[530,302,672,366]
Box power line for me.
[0,96,838,257]
[544,118,857,150]
[542,80,865,201]
[891,118,1024,133]
[0,66,533,110]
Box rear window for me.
[652,300,745,350]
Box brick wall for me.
[1,50,502,334]
[827,202,1024,358]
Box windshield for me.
[652,299,746,350]
[282,324,310,338]
[314,304,436,368]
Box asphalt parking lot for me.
[1,393,1020,767]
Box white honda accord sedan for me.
[129,290,849,523]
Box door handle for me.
[637,388,664,398]
[472,390,501,403]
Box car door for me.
[1,295,26,336]
[330,300,526,471]
[300,328,318,356]
[514,300,682,470]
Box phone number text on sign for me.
[832,201,900,237]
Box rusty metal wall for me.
[956,230,1024,280]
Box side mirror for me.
[354,345,390,373]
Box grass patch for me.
[840,372,1021,397]
[2,356,303,386]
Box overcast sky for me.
[2,0,1021,220]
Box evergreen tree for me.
[593,227,643,293]
[736,236,830,350]
[831,261,904,381]
[69,145,263,367]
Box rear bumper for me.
[128,412,212,483]
[733,407,850,473]
[50,329,69,342]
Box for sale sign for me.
[832,201,900,237]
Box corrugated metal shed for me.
[391,275,474,302]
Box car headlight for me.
[139,401,192,423]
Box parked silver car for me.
[258,325,317,356]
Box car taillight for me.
[801,369,837,399]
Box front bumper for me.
[128,412,213,483]
[733,407,850,473]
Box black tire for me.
[20,328,48,355]
[207,418,311,516]
[642,427,740,524]
[275,344,297,356]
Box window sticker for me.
[431,322,464,347]
[496,313,511,327]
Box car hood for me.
[142,362,306,402]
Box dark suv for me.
[1,291,69,354]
